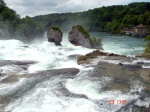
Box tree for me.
[33,2,150,34]
[15,16,44,41]
[145,35,150,41]
[90,37,102,48]
[0,0,44,40]
[144,35,150,58]
[0,0,6,5]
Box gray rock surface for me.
[47,28,62,46]
[68,26,92,48]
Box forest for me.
[0,0,44,41]
[33,2,150,34]
[0,1,150,41]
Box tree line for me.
[33,2,150,34]
[0,0,44,41]
[0,1,150,41]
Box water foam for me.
[0,33,149,112]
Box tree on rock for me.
[47,26,62,46]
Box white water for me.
[0,33,150,112]
[0,34,93,73]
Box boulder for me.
[68,25,92,48]
[47,27,62,46]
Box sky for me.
[4,0,150,18]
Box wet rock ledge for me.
[77,50,150,111]
[77,50,124,64]
[0,60,80,110]
[0,60,80,83]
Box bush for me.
[144,35,150,58]
[144,35,150,41]
[144,42,150,54]
[90,36,102,48]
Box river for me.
[0,32,149,112]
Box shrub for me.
[90,36,102,48]
[143,35,150,58]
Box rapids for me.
[0,33,149,112]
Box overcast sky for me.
[4,0,150,18]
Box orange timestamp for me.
[109,100,127,105]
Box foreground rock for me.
[77,50,150,111]
[0,68,79,83]
[68,25,92,48]
[47,27,62,46]
[0,60,79,110]
[77,50,150,92]
[0,60,79,83]
[77,50,122,64]
[0,60,37,66]
[68,54,82,60]
[92,62,150,93]
[30,68,79,78]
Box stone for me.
[47,27,62,46]
[68,25,92,48]
[77,50,121,64]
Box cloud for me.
[4,0,150,18]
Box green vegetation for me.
[49,26,62,37]
[33,2,150,34]
[0,0,5,5]
[15,16,44,41]
[71,25,90,38]
[0,0,20,37]
[1,1,150,42]
[0,0,44,41]
[90,37,102,48]
[145,35,150,41]
[144,35,150,58]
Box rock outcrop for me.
[68,25,92,48]
[77,50,121,64]
[47,27,62,46]
[77,50,150,98]
[0,59,80,110]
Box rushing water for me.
[0,33,149,112]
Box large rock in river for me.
[68,25,92,48]
[47,27,62,46]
